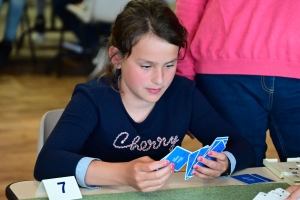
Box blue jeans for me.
[0,0,26,41]
[195,74,300,167]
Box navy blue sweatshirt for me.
[34,75,255,180]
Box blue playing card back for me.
[196,137,228,167]
[160,137,230,181]
[250,174,275,182]
[204,137,228,161]
[231,174,267,184]
[185,150,199,180]
[185,146,210,180]
[162,146,191,171]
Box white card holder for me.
[284,175,300,186]
[263,158,300,179]
[36,176,82,200]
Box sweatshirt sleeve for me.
[34,85,100,181]
[175,0,208,80]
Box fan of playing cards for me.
[161,136,229,180]
[253,188,292,200]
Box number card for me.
[36,176,82,200]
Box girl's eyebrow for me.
[137,59,178,65]
[165,59,178,64]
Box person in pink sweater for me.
[175,0,300,167]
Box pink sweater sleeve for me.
[175,0,207,80]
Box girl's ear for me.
[109,46,122,69]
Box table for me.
[6,167,289,200]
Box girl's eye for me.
[141,65,151,69]
[165,64,174,68]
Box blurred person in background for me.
[32,0,46,43]
[52,0,111,53]
[0,0,26,67]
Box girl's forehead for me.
[133,34,173,51]
[129,36,179,64]
[138,33,167,44]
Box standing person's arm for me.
[175,0,208,80]
[188,84,256,174]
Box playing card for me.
[251,174,275,182]
[196,137,228,167]
[213,136,229,141]
[267,190,287,200]
[197,145,210,157]
[208,137,228,152]
[185,145,209,180]
[274,188,290,199]
[253,188,291,200]
[160,137,230,180]
[231,174,267,184]
[185,150,199,180]
[161,146,191,171]
[253,192,270,200]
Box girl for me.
[34,0,255,192]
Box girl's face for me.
[117,34,179,107]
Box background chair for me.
[66,0,130,24]
[37,109,64,155]
[16,1,62,68]
[16,2,37,67]
[67,0,130,80]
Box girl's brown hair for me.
[99,0,187,87]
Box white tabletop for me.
[7,167,283,199]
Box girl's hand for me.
[123,156,174,192]
[192,151,229,179]
[285,185,300,200]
